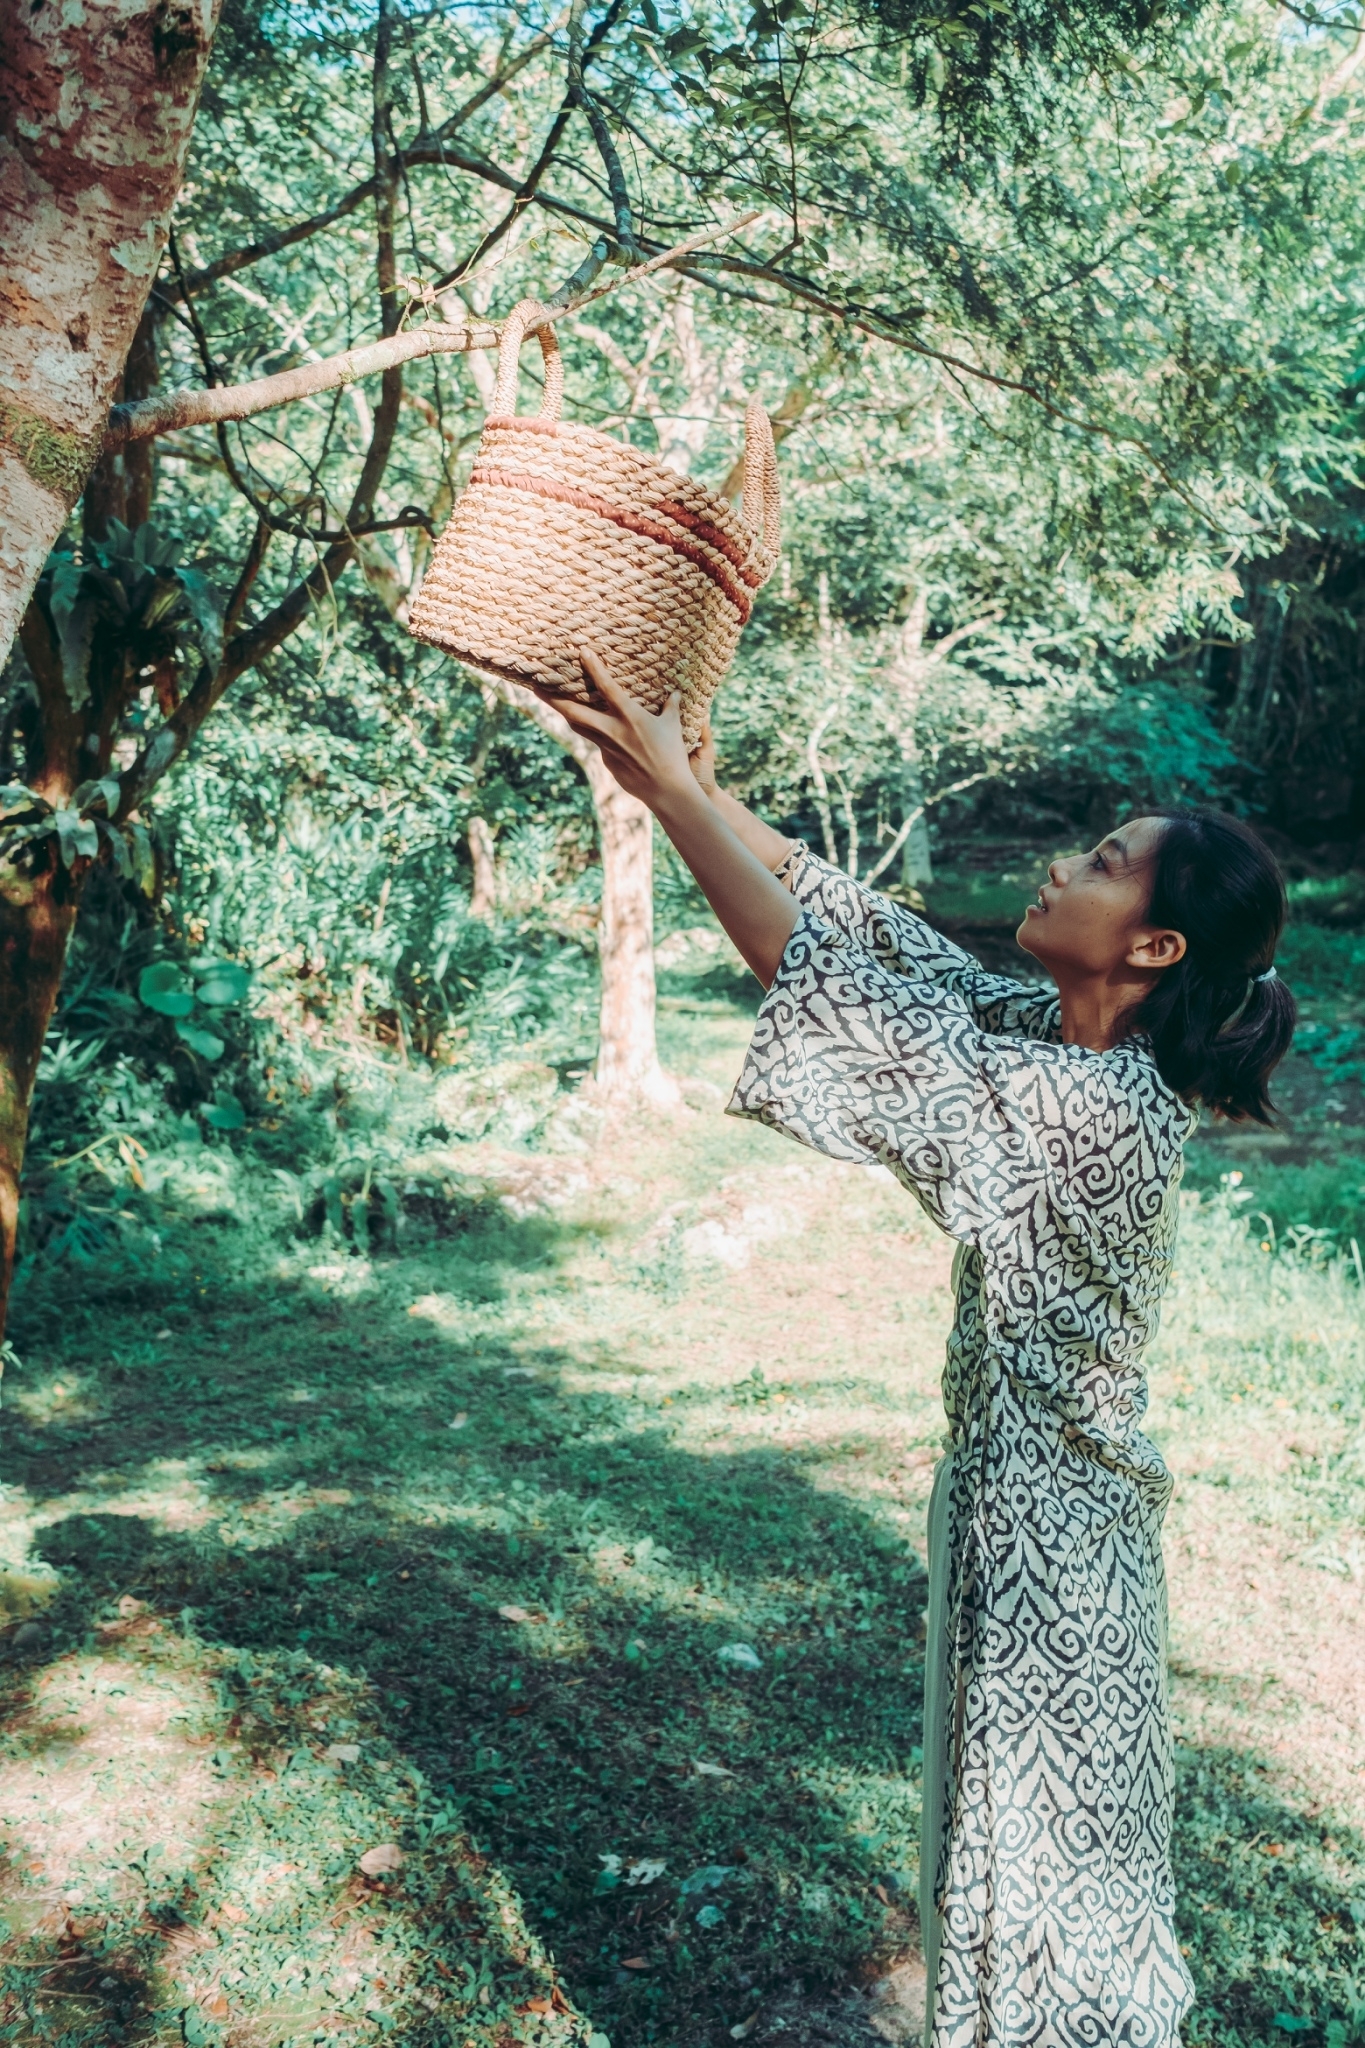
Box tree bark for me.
[887,590,935,889]
[581,752,679,1109]
[0,0,221,663]
[0,859,79,1336]
[492,680,678,1107]
[468,818,498,918]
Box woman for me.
[550,652,1296,2048]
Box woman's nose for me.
[1048,860,1065,885]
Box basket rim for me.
[480,414,748,524]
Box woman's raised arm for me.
[548,652,800,988]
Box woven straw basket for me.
[407,299,781,748]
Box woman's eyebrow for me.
[1101,836,1131,867]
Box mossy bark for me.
[0,862,79,1339]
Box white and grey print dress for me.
[728,850,1196,2048]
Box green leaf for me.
[175,1020,226,1061]
[202,1092,245,1130]
[0,785,46,820]
[138,962,196,1017]
[126,822,157,897]
[53,812,98,866]
[176,565,225,674]
[52,588,96,712]
[97,818,133,879]
[1274,2021,1315,2036]
[193,961,251,1006]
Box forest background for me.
[0,0,1364,2042]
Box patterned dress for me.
[727,850,1196,2048]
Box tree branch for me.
[567,0,638,256]
[861,770,994,887]
[439,0,630,290]
[160,16,568,302]
[104,216,759,449]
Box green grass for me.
[2,957,1364,2047]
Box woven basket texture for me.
[407,299,781,748]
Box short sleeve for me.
[785,848,1061,1043]
[727,908,1064,1248]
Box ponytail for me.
[1129,809,1296,1123]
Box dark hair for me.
[1127,808,1296,1123]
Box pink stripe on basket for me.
[646,498,762,586]
[483,418,761,581]
[468,466,753,622]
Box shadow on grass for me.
[2,1200,928,2046]
[1173,1738,1365,2048]
[5,1197,1362,2048]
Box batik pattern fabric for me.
[727,850,1196,2048]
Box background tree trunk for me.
[888,590,935,890]
[0,0,221,660]
[0,863,78,1337]
[467,818,498,918]
[581,753,679,1109]
[495,681,679,1108]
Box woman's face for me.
[1016,816,1186,979]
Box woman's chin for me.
[1016,913,1042,957]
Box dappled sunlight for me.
[0,1619,576,2044]
[3,1041,1364,2044]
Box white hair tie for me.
[1252,966,1278,984]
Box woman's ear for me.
[1128,926,1187,971]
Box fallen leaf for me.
[358,1843,404,1877]
[694,1760,735,1778]
[731,2013,762,2041]
[717,1642,762,1670]
[325,1743,361,1764]
[620,1956,650,1969]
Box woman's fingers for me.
[578,646,640,722]
[541,686,624,740]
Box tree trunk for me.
[0,0,221,661]
[0,860,80,1338]
[491,681,678,1108]
[887,590,935,889]
[467,817,497,918]
[582,752,679,1109]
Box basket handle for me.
[490,299,564,421]
[741,399,781,570]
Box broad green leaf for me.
[126,822,156,897]
[97,818,133,878]
[0,785,46,819]
[202,1091,246,1129]
[196,963,251,1006]
[54,592,96,711]
[175,1020,226,1061]
[177,565,226,674]
[138,962,195,1017]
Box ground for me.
[0,937,1361,2048]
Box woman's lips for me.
[1025,890,1049,915]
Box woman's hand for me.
[546,649,696,809]
[545,648,798,986]
[689,720,719,797]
